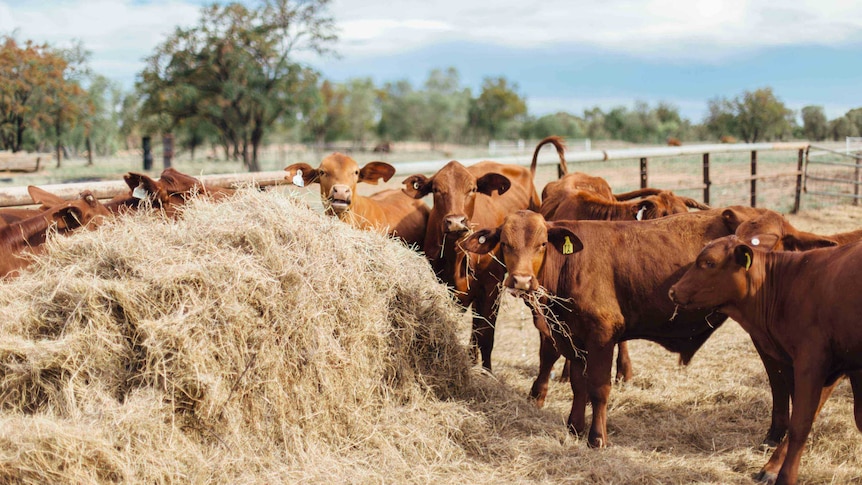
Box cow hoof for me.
[760,435,782,449]
[587,435,608,448]
[754,470,777,484]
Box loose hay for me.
[0,189,476,483]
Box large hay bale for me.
[0,189,474,483]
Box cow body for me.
[403,160,539,371]
[0,191,111,276]
[286,153,429,247]
[463,208,764,446]
[669,237,862,485]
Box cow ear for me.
[358,162,395,184]
[745,233,780,250]
[783,231,838,251]
[547,225,583,255]
[476,173,511,196]
[722,208,744,231]
[461,228,501,254]
[733,244,754,271]
[635,199,657,220]
[683,197,710,210]
[28,186,65,210]
[403,175,432,199]
[284,163,319,186]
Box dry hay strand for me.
[0,188,479,483]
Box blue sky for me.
[2,0,861,123]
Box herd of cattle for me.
[1,136,859,484]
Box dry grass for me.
[0,189,859,484]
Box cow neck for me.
[724,251,800,362]
[585,199,636,221]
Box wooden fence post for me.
[640,157,648,188]
[750,150,757,207]
[702,153,710,205]
[855,154,861,206]
[792,148,804,214]
[142,136,153,171]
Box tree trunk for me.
[86,136,94,166]
[55,116,63,168]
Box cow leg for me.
[558,359,571,383]
[585,343,615,448]
[758,359,827,485]
[567,351,588,437]
[530,332,560,408]
[471,292,498,372]
[615,341,633,383]
[753,341,794,447]
[848,371,862,432]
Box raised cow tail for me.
[531,136,568,179]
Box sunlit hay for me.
[0,189,477,482]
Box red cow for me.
[285,153,429,247]
[402,159,539,371]
[667,136,682,146]
[462,207,764,446]
[527,136,709,388]
[107,167,235,217]
[0,190,111,277]
[669,236,862,485]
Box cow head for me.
[403,160,510,237]
[285,153,395,215]
[462,210,581,292]
[733,209,837,251]
[50,191,112,232]
[668,236,755,310]
[123,168,232,217]
[633,192,709,220]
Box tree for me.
[341,78,376,148]
[527,112,586,139]
[828,116,859,141]
[704,97,738,140]
[733,88,793,143]
[468,76,526,140]
[416,67,470,148]
[0,36,82,154]
[137,0,336,171]
[801,106,828,141]
[376,80,420,142]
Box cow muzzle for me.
[328,185,352,212]
[668,287,686,307]
[443,215,469,233]
[508,274,536,292]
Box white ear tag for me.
[751,237,760,246]
[478,236,486,244]
[636,206,646,221]
[132,183,148,200]
[292,169,305,187]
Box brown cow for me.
[533,136,708,223]
[402,159,539,371]
[462,207,764,446]
[668,236,862,485]
[529,136,709,385]
[285,153,429,247]
[0,190,111,276]
[667,136,682,146]
[107,167,235,217]
[731,209,861,446]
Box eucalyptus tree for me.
[138,0,336,171]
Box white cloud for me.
[328,0,862,61]
[0,0,201,86]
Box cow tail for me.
[531,136,568,179]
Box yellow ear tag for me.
[562,236,574,255]
[744,252,752,271]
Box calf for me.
[286,153,429,247]
[403,159,539,371]
[0,191,111,276]
[669,237,862,485]
[732,209,859,446]
[462,207,763,446]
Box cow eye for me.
[354,170,359,175]
[540,242,547,248]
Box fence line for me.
[0,142,810,210]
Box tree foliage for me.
[468,77,526,140]
[734,88,793,143]
[136,0,336,171]
[801,106,828,141]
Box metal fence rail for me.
[0,142,811,211]
[805,145,862,206]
